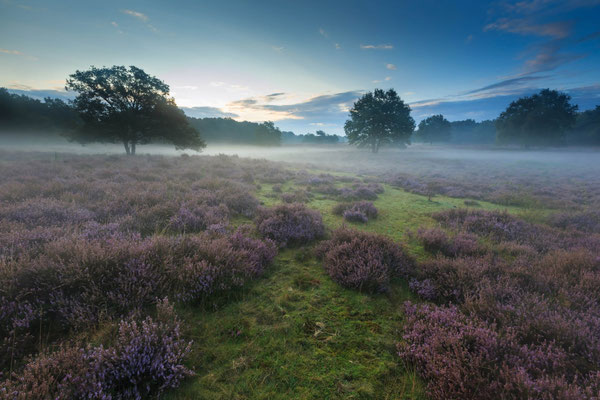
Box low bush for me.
[333,201,378,223]
[1,299,193,399]
[316,228,412,292]
[255,203,324,246]
[416,227,482,257]
[398,302,589,400]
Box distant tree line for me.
[3,74,600,151]
[352,88,598,149]
[186,117,282,146]
[0,88,80,132]
[280,129,343,144]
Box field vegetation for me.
[0,147,599,399]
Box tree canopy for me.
[416,114,451,143]
[65,65,204,154]
[344,89,415,153]
[568,106,600,146]
[0,88,80,133]
[496,89,578,147]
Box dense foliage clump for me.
[1,299,192,399]
[316,228,412,292]
[402,208,600,399]
[255,203,324,247]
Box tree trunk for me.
[371,141,379,153]
[130,141,136,155]
[123,141,131,155]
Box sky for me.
[1,0,599,135]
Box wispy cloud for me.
[318,28,328,38]
[110,21,123,34]
[360,44,393,50]
[224,91,363,123]
[121,9,157,32]
[386,63,397,70]
[0,48,23,55]
[0,48,37,61]
[122,9,148,22]
[272,45,285,53]
[484,18,571,38]
[465,76,548,94]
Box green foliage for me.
[449,119,496,144]
[415,114,451,143]
[344,89,415,153]
[568,105,600,146]
[496,89,578,147]
[0,88,80,133]
[301,130,341,144]
[66,65,205,154]
[187,117,282,146]
[254,121,282,146]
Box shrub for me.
[342,209,368,223]
[255,203,324,247]
[316,228,412,292]
[333,201,378,223]
[416,227,482,257]
[398,302,586,400]
[281,190,311,204]
[169,204,229,233]
[1,299,192,399]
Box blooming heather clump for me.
[334,201,378,223]
[280,190,311,204]
[398,302,586,400]
[0,230,276,370]
[169,203,229,233]
[433,208,600,253]
[168,228,277,302]
[416,227,482,257]
[1,299,192,399]
[316,228,412,292]
[338,186,379,201]
[96,298,193,398]
[549,210,600,234]
[255,203,324,247]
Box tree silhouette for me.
[496,89,577,147]
[416,114,451,143]
[344,89,414,153]
[65,65,204,154]
[254,121,282,145]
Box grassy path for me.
[168,179,533,399]
[168,247,425,399]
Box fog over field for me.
[3,0,600,399]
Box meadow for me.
[1,146,600,399]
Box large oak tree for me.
[496,89,577,147]
[66,65,204,154]
[344,89,414,153]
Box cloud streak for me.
[484,18,571,38]
[122,9,148,22]
[360,44,393,50]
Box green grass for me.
[168,174,552,399]
[168,248,425,400]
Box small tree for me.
[416,114,451,143]
[344,89,415,153]
[65,65,205,155]
[496,89,577,147]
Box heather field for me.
[1,148,600,399]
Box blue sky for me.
[1,0,599,135]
